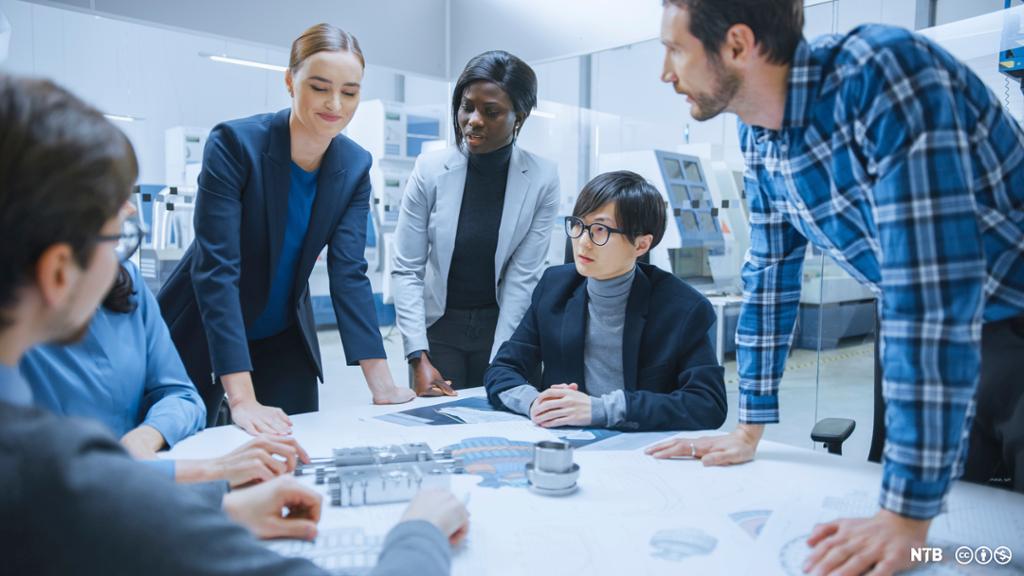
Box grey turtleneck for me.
[583,266,633,427]
[498,267,634,428]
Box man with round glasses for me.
[484,170,727,431]
[20,204,316,488]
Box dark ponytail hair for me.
[102,264,137,314]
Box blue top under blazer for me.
[158,108,385,387]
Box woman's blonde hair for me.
[289,23,365,73]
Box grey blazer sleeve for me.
[184,479,231,505]
[3,408,454,576]
[391,156,433,357]
[371,520,451,576]
[491,165,560,359]
[5,412,327,576]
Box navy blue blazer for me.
[158,109,384,387]
[485,263,726,431]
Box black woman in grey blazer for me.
[391,51,559,395]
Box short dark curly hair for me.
[0,74,138,328]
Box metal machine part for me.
[526,440,580,496]
[295,443,461,507]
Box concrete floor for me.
[316,327,878,462]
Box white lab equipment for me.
[150,186,196,250]
[337,100,443,312]
[165,126,208,188]
[138,186,195,293]
[598,150,740,293]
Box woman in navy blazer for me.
[485,171,727,431]
[159,24,414,434]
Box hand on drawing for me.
[401,489,470,546]
[803,509,930,576]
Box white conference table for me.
[168,387,1024,575]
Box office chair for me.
[810,312,883,459]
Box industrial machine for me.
[134,126,210,293]
[137,185,196,293]
[165,126,207,188]
[598,149,749,293]
[333,100,444,327]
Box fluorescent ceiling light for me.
[104,113,143,123]
[532,110,557,119]
[199,51,287,72]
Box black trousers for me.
[201,324,320,426]
[869,313,1024,493]
[962,313,1024,492]
[424,306,500,390]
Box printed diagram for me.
[375,397,524,426]
[729,509,773,539]
[443,436,534,489]
[649,527,719,561]
[266,526,383,575]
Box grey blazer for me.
[0,401,451,576]
[391,145,560,360]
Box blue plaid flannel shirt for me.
[738,25,1024,519]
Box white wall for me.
[802,0,918,38]
[22,0,449,78]
[449,0,663,76]
[0,0,448,184]
[532,57,580,108]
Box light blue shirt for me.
[0,363,32,407]
[20,262,205,477]
[247,161,319,340]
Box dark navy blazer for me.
[485,263,727,431]
[158,109,384,391]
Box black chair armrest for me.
[811,418,856,455]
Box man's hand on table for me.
[645,425,936,576]
[645,423,764,465]
[803,509,930,576]
[223,476,322,540]
[401,489,470,546]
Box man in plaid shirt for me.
[646,0,1024,573]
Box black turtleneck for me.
[445,142,513,309]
